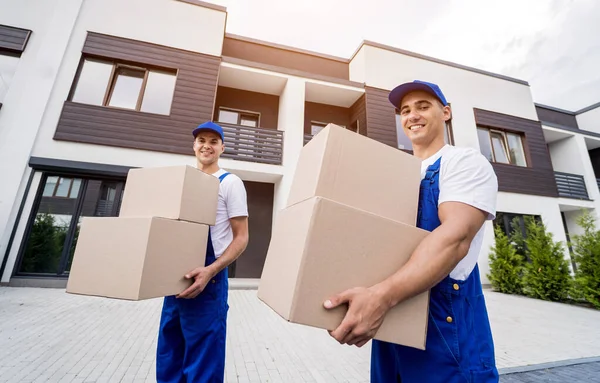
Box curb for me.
[498,356,600,375]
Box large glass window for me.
[17,174,125,276]
[71,58,176,115]
[477,127,527,167]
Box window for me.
[0,53,20,105]
[17,174,125,276]
[218,108,260,127]
[42,177,82,199]
[71,58,177,115]
[477,127,526,166]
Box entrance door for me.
[16,173,125,277]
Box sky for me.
[207,0,600,112]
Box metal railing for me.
[555,172,589,200]
[220,123,283,165]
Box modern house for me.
[1,0,599,287]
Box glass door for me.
[16,173,125,277]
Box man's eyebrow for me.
[400,100,433,110]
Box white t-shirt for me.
[208,169,249,258]
[420,145,498,281]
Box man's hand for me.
[324,286,391,348]
[176,266,216,299]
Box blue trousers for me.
[156,236,229,383]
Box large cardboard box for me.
[258,197,430,349]
[119,165,219,225]
[286,124,423,225]
[67,217,208,300]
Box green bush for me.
[522,216,571,302]
[488,222,525,294]
[569,210,600,309]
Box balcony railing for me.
[555,172,589,200]
[220,123,283,165]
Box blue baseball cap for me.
[388,80,448,109]
[192,121,225,142]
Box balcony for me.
[555,172,589,200]
[220,123,283,165]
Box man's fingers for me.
[177,281,202,299]
[355,338,370,348]
[324,289,355,310]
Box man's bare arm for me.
[206,216,249,275]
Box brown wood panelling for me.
[364,87,398,147]
[231,181,274,278]
[0,24,31,53]
[474,108,558,197]
[55,32,220,155]
[535,105,578,129]
[350,94,367,136]
[214,86,279,129]
[222,35,349,80]
[304,102,350,134]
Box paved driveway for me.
[1,287,599,382]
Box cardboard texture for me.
[258,197,430,349]
[119,165,220,225]
[66,217,209,300]
[286,124,423,225]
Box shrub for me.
[522,216,571,302]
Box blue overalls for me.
[371,158,499,383]
[156,172,230,383]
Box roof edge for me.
[534,103,576,115]
[576,101,600,115]
[175,0,226,13]
[351,40,530,86]
[224,33,349,63]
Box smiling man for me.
[324,81,500,382]
[156,121,249,383]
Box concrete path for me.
[1,287,599,382]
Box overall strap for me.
[218,172,230,183]
[423,157,442,183]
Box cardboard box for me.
[119,165,219,225]
[67,217,208,300]
[258,197,430,349]
[286,124,423,225]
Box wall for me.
[53,33,221,156]
[549,137,585,175]
[0,0,84,281]
[536,106,578,129]
[350,45,539,152]
[214,86,280,130]
[222,35,348,80]
[304,102,349,134]
[474,108,558,197]
[364,87,398,147]
[576,106,600,134]
[28,0,225,168]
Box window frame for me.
[217,107,261,128]
[477,126,528,167]
[68,56,178,115]
[43,177,81,199]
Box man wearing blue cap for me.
[325,81,499,382]
[156,121,249,382]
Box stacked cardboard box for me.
[258,124,431,349]
[66,165,220,301]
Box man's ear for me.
[443,105,452,122]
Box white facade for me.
[1,0,599,286]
